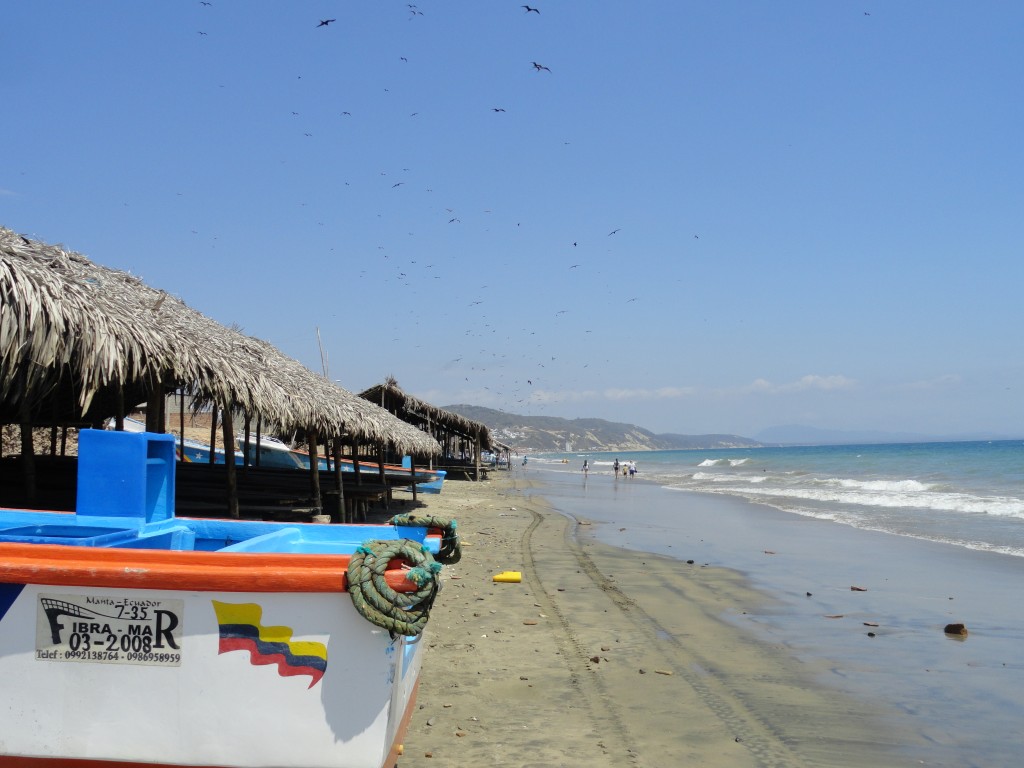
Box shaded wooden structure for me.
[490,440,513,470]
[0,227,440,521]
[359,377,495,481]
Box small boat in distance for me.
[0,429,450,767]
[253,436,443,489]
[115,418,444,490]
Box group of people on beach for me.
[610,458,636,478]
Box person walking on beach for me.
[629,461,636,478]
[613,458,620,476]
[582,458,589,475]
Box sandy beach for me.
[394,471,927,768]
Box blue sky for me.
[3,2,1022,439]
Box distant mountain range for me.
[442,405,763,453]
[441,407,1019,452]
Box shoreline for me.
[525,464,1024,765]
[398,472,924,767]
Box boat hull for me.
[0,429,437,768]
[0,580,422,768]
[182,440,441,486]
[416,469,446,494]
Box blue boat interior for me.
[0,430,430,554]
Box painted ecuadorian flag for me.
[212,601,328,688]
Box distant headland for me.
[443,405,1020,453]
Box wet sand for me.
[396,471,926,767]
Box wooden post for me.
[255,416,262,467]
[427,415,434,469]
[474,429,482,481]
[308,428,322,513]
[221,406,239,518]
[115,387,125,431]
[352,449,363,522]
[145,380,163,433]
[409,456,418,501]
[208,406,218,465]
[332,437,345,523]
[377,446,389,510]
[242,412,251,470]
[47,398,58,456]
[178,389,185,461]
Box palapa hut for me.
[359,377,497,480]
[0,226,439,521]
[490,439,513,469]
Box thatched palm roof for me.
[359,376,493,452]
[243,339,439,455]
[1,227,438,456]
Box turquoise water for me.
[532,440,1024,557]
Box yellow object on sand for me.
[493,571,522,583]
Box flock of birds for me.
[21,2,881,416]
[98,2,726,412]
[181,1,667,409]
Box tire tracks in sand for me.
[520,497,815,768]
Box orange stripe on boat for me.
[0,543,416,594]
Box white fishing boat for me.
[0,429,457,768]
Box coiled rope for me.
[347,538,442,637]
[390,512,461,564]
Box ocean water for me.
[531,440,1024,558]
[523,441,1024,765]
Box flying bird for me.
[317,19,336,27]
[492,107,506,112]
[608,228,620,236]
[522,5,540,12]
[531,61,551,72]
[392,182,404,187]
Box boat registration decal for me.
[35,593,183,666]
[212,600,328,688]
